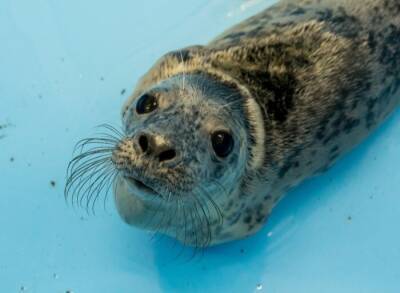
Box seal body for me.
[112,0,400,246]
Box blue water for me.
[1,0,400,292]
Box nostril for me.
[158,149,176,162]
[138,134,149,153]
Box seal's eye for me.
[136,94,158,114]
[211,131,234,158]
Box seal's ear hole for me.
[136,94,158,114]
[211,131,234,158]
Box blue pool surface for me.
[1,0,400,292]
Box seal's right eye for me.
[211,130,234,158]
[136,94,158,114]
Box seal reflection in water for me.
[65,0,400,247]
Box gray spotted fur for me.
[115,0,400,246]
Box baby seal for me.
[66,0,400,247]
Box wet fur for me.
[67,0,400,246]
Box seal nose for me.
[136,132,177,163]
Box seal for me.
[65,0,400,247]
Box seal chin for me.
[114,175,166,229]
[124,176,162,200]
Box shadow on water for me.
[149,108,400,292]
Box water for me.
[1,0,400,292]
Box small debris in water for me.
[66,290,74,293]
[121,88,126,95]
[20,286,26,292]
[267,232,273,237]
[53,273,59,279]
[0,123,10,139]
[0,123,11,130]
[256,283,263,291]
[50,180,56,187]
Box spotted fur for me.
[114,0,400,246]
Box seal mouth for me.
[124,176,162,198]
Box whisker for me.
[69,158,111,207]
[200,185,224,227]
[81,163,114,211]
[148,198,167,238]
[73,138,118,153]
[216,97,242,111]
[64,123,122,214]
[66,155,111,195]
[65,160,109,206]
[90,168,117,214]
[191,191,212,248]
[191,197,207,256]
[179,197,188,248]
[92,132,122,143]
[103,172,119,211]
[178,50,187,91]
[67,150,112,172]
[184,197,194,247]
[96,123,125,138]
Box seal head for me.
[113,74,250,246]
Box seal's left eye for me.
[136,94,158,114]
[211,130,234,158]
